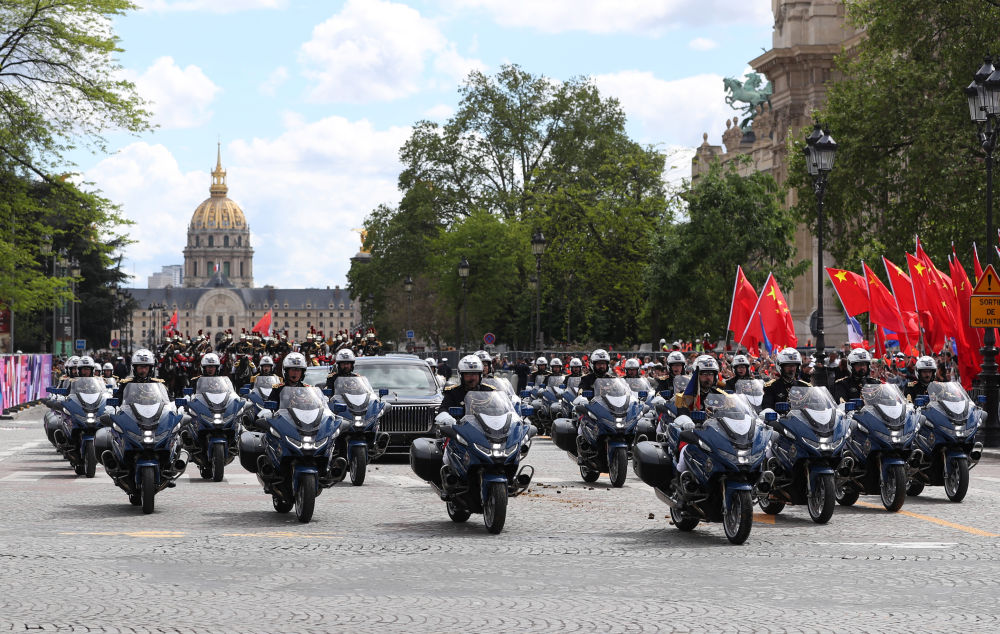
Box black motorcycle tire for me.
[84,439,97,479]
[757,497,785,515]
[74,461,85,476]
[211,443,225,483]
[609,447,627,488]
[272,495,292,513]
[483,481,508,534]
[670,506,699,531]
[140,465,156,515]
[295,474,317,523]
[880,463,907,512]
[807,473,836,524]
[447,500,471,523]
[836,482,859,506]
[906,480,925,496]
[128,493,141,506]
[580,465,600,483]
[199,465,212,480]
[723,489,753,545]
[944,457,970,503]
[349,445,367,487]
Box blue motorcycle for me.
[551,377,641,487]
[654,375,690,441]
[755,386,847,524]
[409,391,534,534]
[97,382,189,513]
[325,376,391,486]
[239,386,345,523]
[48,377,111,477]
[242,375,282,418]
[633,392,770,544]
[177,376,249,482]
[625,376,657,442]
[836,383,917,512]
[908,381,985,502]
[734,379,765,414]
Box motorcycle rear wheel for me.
[84,439,97,479]
[836,482,859,506]
[880,463,907,512]
[447,500,471,523]
[272,495,292,513]
[140,465,156,515]
[906,480,925,496]
[757,497,785,515]
[670,506,699,531]
[807,473,836,524]
[944,457,969,503]
[211,443,225,483]
[723,490,753,545]
[295,474,316,523]
[580,465,600,483]
[608,447,627,488]
[350,445,368,487]
[483,481,508,534]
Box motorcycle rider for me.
[438,355,495,414]
[252,355,276,381]
[325,349,359,392]
[115,349,164,399]
[624,357,642,379]
[761,348,811,410]
[531,357,551,386]
[77,356,98,378]
[192,353,221,382]
[101,363,117,381]
[268,352,309,406]
[475,350,495,378]
[63,355,81,380]
[905,355,938,402]
[833,348,881,403]
[568,357,584,378]
[676,355,726,415]
[656,351,688,394]
[720,354,752,391]
[578,349,613,394]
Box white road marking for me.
[811,541,958,549]
[0,441,45,461]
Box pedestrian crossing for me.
[0,440,45,462]
[0,468,261,484]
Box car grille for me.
[381,405,435,434]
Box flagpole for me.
[737,272,772,352]
[725,266,741,351]
[882,256,915,355]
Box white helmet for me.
[131,349,155,366]
[259,355,274,367]
[425,358,436,368]
[458,355,483,374]
[78,355,98,370]
[535,356,548,366]
[732,354,750,368]
[569,357,583,368]
[666,351,685,366]
[335,349,356,364]
[102,362,114,371]
[694,355,720,373]
[915,355,937,371]
[549,357,563,368]
[847,348,873,365]
[201,353,220,367]
[475,350,491,362]
[66,355,81,368]
[624,358,641,370]
[776,348,802,366]
[283,352,307,370]
[591,349,611,363]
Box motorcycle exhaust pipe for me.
[173,449,190,473]
[837,456,854,477]
[257,455,275,478]
[53,428,67,446]
[757,470,775,494]
[328,456,347,481]
[908,448,924,468]
[101,450,118,472]
[971,442,983,462]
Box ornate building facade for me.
[693,0,863,345]
[126,148,358,348]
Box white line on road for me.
[0,441,45,462]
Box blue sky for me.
[81,0,774,288]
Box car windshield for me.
[334,376,375,413]
[734,379,764,407]
[788,386,837,430]
[303,366,330,388]
[121,382,170,421]
[70,377,106,409]
[356,363,438,395]
[928,381,972,420]
[464,391,515,432]
[861,383,906,423]
[278,386,328,430]
[704,392,755,436]
[196,376,235,409]
[593,378,631,414]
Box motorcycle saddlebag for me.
[632,441,673,489]
[551,418,578,455]
[238,431,265,474]
[409,437,443,486]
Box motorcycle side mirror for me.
[239,386,251,396]
[764,412,778,422]
[263,401,278,412]
[977,395,987,406]
[520,390,531,398]
[183,387,194,396]
[660,390,672,399]
[690,410,706,422]
[638,391,648,400]
[379,388,389,397]
[321,388,333,397]
[333,402,348,415]
[844,401,857,412]
[559,384,567,389]
[448,406,464,418]
[851,398,864,409]
[47,387,67,396]
[106,398,120,408]
[915,395,929,407]
[775,402,790,414]
[522,406,534,417]
[583,390,594,399]
[106,384,115,390]
[174,398,187,409]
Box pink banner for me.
[0,354,52,410]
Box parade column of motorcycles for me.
[42,339,985,542]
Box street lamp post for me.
[404,274,413,349]
[531,229,547,352]
[966,55,1000,447]
[528,275,538,350]
[458,257,470,352]
[804,123,837,390]
[39,237,52,353]
[70,259,81,351]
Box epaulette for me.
[151,378,165,383]
[834,376,848,383]
[764,379,777,387]
[272,381,285,388]
[444,384,458,390]
[483,384,496,391]
[907,381,917,387]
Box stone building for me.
[693,0,863,346]
[126,148,358,348]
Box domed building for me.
[183,146,254,287]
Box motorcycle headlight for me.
[143,430,155,444]
[213,413,223,426]
[474,442,492,457]
[354,416,364,428]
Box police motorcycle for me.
[46,377,111,477]
[755,386,847,524]
[242,374,282,418]
[551,377,642,487]
[653,375,690,441]
[632,392,770,545]
[409,390,534,534]
[43,356,83,448]
[835,383,917,512]
[238,386,346,523]
[624,375,657,443]
[907,382,984,502]
[734,379,765,414]
[324,376,391,486]
[95,382,189,514]
[532,372,570,433]
[176,376,250,482]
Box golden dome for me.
[189,144,248,231]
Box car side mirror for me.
[263,401,278,412]
[321,388,333,397]
[583,390,594,399]
[448,406,464,418]
[775,402,790,414]
[183,387,194,396]
[107,398,120,408]
[379,388,389,397]
[174,398,187,409]
[333,402,348,414]
[239,386,250,396]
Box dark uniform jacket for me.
[268,379,306,406]
[833,376,881,404]
[720,373,752,392]
[905,380,930,402]
[578,371,611,394]
[761,377,811,411]
[438,382,495,414]
[115,375,164,400]
[326,371,359,392]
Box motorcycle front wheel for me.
[757,497,785,515]
[880,463,907,512]
[295,473,316,523]
[211,443,225,482]
[84,439,97,479]
[349,444,368,487]
[723,490,753,545]
[483,481,508,534]
[835,481,859,506]
[807,473,836,524]
[608,447,627,488]
[140,465,156,514]
[944,457,969,502]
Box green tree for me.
[646,159,807,341]
[788,0,1000,271]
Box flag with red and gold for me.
[741,273,797,351]
[825,267,869,317]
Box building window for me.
[319,321,324,328]
[340,321,344,328]
[192,262,197,277]
[223,261,231,277]
[237,236,242,246]
[208,235,214,247]
[206,316,212,327]
[284,312,288,317]
[240,261,244,277]
[294,312,298,317]
[229,316,235,327]
[141,321,146,328]
[284,321,289,329]
[294,331,299,338]
[207,261,214,274]
[224,235,229,247]
[217,315,223,327]
[141,330,146,337]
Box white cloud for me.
[139,0,287,12]
[130,57,220,129]
[424,103,455,120]
[449,0,771,34]
[258,66,289,96]
[299,0,482,103]
[688,37,718,51]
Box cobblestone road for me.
[2,406,1000,632]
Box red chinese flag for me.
[950,253,981,388]
[727,266,758,340]
[752,273,797,350]
[917,240,960,339]
[907,252,945,353]
[825,268,869,317]
[863,263,905,333]
[251,310,272,337]
[882,257,920,352]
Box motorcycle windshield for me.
[788,386,837,433]
[252,375,281,400]
[546,375,566,388]
[734,379,764,408]
[928,381,972,421]
[465,391,516,439]
[483,377,515,397]
[334,376,375,414]
[121,382,170,422]
[196,376,236,411]
[564,376,582,391]
[673,375,691,395]
[861,383,907,426]
[593,378,631,415]
[625,377,652,394]
[278,386,329,432]
[704,392,756,440]
[70,377,106,411]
